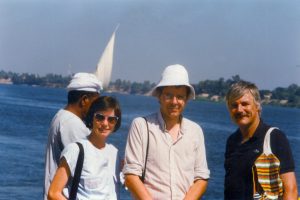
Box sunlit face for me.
[92,108,117,138]
[228,91,260,128]
[159,86,187,121]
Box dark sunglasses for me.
[94,113,118,125]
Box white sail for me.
[95,26,118,89]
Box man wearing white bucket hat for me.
[123,64,210,199]
[43,72,102,200]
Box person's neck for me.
[88,133,106,149]
[240,118,260,143]
[162,114,181,141]
[65,104,82,119]
[162,114,181,130]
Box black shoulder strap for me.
[69,142,84,200]
[140,117,150,183]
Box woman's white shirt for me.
[61,140,120,200]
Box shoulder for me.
[227,130,239,140]
[224,130,241,157]
[106,143,118,152]
[129,117,147,132]
[257,121,286,140]
[132,116,147,124]
[226,129,240,145]
[61,114,88,134]
[61,142,81,158]
[49,109,66,127]
[181,117,204,142]
[268,127,295,172]
[60,142,84,176]
[130,113,158,130]
[182,117,202,131]
[270,127,286,137]
[52,110,85,129]
[54,109,73,120]
[63,112,84,125]
[133,113,157,123]
[105,143,119,161]
[270,128,290,146]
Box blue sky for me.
[0,0,299,89]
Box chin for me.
[235,119,250,126]
[102,131,112,135]
[168,114,180,119]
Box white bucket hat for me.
[151,64,195,100]
[67,72,103,93]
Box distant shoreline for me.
[0,71,299,108]
[0,78,13,84]
[1,81,299,109]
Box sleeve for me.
[194,125,210,180]
[271,129,295,174]
[122,118,145,177]
[60,142,81,177]
[224,133,235,169]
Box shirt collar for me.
[157,111,185,135]
[250,119,266,140]
[236,119,265,143]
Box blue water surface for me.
[0,84,299,200]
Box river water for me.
[0,84,299,199]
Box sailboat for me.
[94,25,119,89]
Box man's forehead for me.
[161,85,188,91]
[231,91,254,102]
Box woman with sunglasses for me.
[48,96,122,200]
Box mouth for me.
[97,128,111,134]
[168,105,180,110]
[234,113,248,120]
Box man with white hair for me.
[224,81,298,199]
[123,64,210,200]
[43,72,102,200]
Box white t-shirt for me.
[44,109,90,200]
[62,140,120,200]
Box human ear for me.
[79,95,89,107]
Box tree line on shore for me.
[1,70,299,108]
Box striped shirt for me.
[123,111,210,200]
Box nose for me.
[171,96,179,104]
[100,118,109,126]
[236,104,243,112]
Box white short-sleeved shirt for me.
[123,111,210,200]
[44,109,90,199]
[62,140,120,200]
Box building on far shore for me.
[0,78,12,84]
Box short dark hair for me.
[67,90,99,104]
[85,96,122,132]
